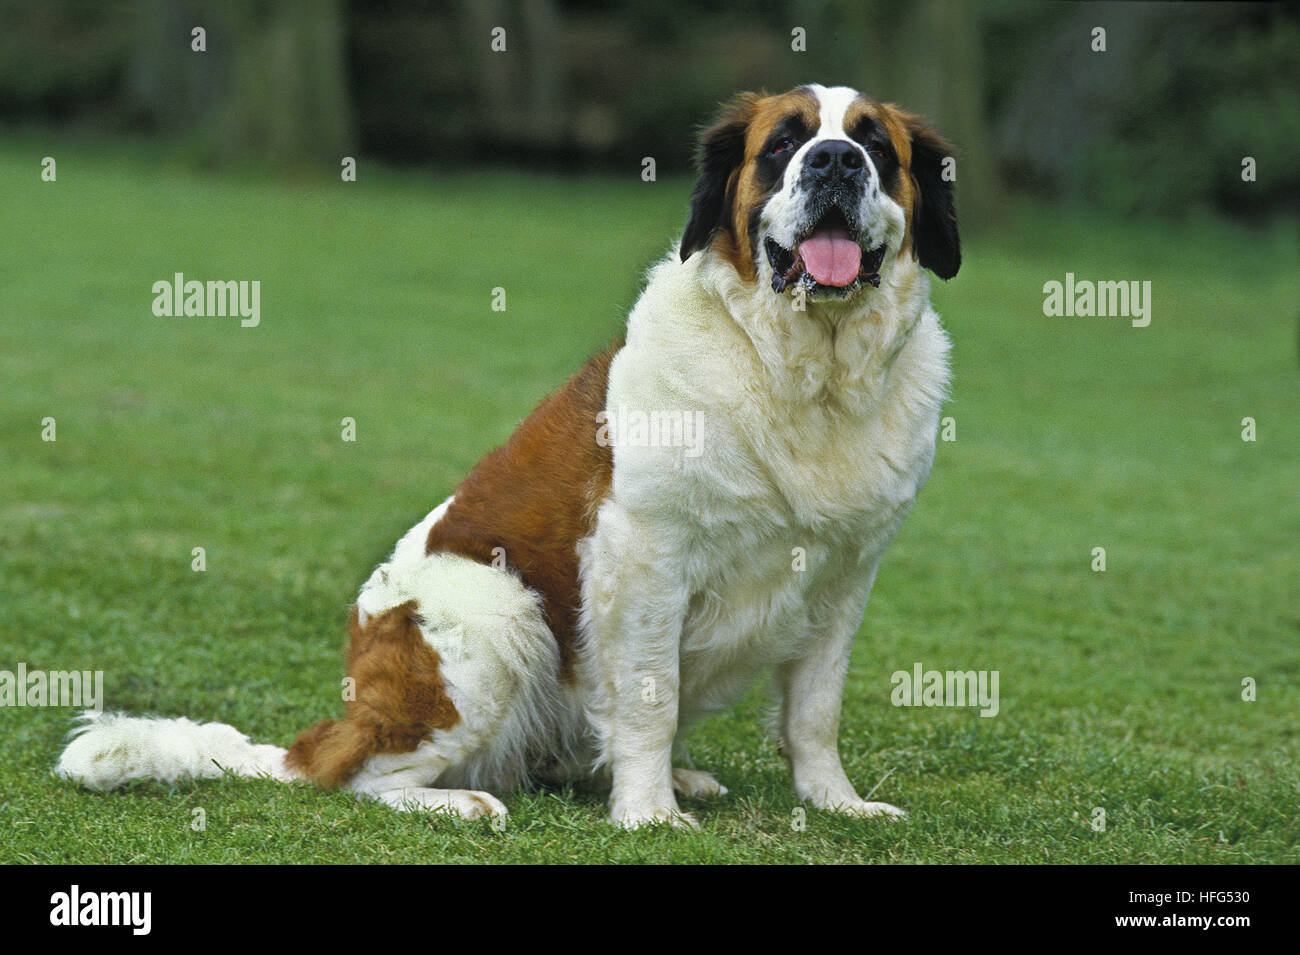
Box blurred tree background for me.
[0,0,1295,223]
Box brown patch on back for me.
[716,88,821,280]
[285,601,460,788]
[424,344,621,682]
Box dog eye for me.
[864,141,887,158]
[770,137,797,156]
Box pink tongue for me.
[797,227,861,287]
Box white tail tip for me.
[56,711,294,791]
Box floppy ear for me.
[680,94,757,262]
[906,119,961,279]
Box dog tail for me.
[282,718,378,789]
[55,711,299,791]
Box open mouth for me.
[765,208,886,295]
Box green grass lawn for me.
[1,138,1297,863]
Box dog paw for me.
[672,768,728,798]
[822,799,906,820]
[379,787,509,820]
[611,803,700,830]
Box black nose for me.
[805,139,865,182]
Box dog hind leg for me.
[290,552,573,821]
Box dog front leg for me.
[778,562,905,819]
[582,508,692,829]
[607,643,688,829]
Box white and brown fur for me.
[57,84,960,828]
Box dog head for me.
[680,84,960,303]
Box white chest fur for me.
[585,251,951,720]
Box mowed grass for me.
[0,137,1296,864]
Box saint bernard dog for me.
[57,84,960,829]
